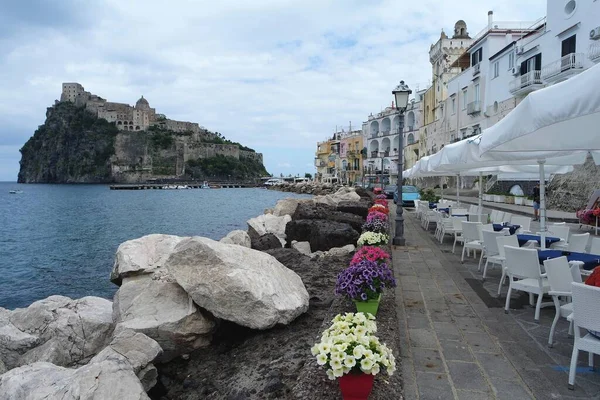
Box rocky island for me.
[18,83,268,184]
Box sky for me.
[0,0,547,181]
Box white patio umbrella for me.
[479,64,600,248]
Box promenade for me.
[392,205,600,399]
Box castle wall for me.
[184,142,240,162]
[239,150,263,163]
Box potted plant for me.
[350,246,391,266]
[335,258,396,316]
[369,204,389,215]
[514,195,524,205]
[311,313,397,399]
[505,195,514,204]
[366,211,388,224]
[357,232,389,247]
[361,219,390,234]
[525,196,534,206]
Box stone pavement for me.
[392,206,600,400]
[444,195,578,223]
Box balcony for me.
[509,70,544,96]
[467,101,481,115]
[472,63,480,77]
[541,53,585,83]
[590,43,600,63]
[370,131,379,138]
[315,160,326,167]
[371,151,379,158]
[380,151,390,157]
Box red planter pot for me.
[338,373,375,400]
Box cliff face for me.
[547,155,600,212]
[18,102,267,183]
[18,102,118,183]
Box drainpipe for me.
[488,11,493,30]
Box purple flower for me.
[335,259,397,302]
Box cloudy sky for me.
[0,0,547,181]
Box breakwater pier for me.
[109,182,257,190]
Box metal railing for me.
[467,101,481,115]
[473,63,480,76]
[541,53,585,80]
[485,175,498,192]
[371,151,379,158]
[589,43,600,62]
[509,70,543,93]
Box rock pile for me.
[267,181,343,195]
[0,187,371,398]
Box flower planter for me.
[353,294,382,316]
[514,197,524,205]
[494,195,506,203]
[525,199,534,206]
[505,196,514,204]
[482,194,492,202]
[339,373,375,400]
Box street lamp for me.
[392,80,412,246]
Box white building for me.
[362,96,422,185]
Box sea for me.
[0,183,310,309]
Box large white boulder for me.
[292,241,312,256]
[313,194,338,207]
[91,329,162,392]
[0,308,39,370]
[0,360,149,400]
[111,234,186,283]
[166,237,309,330]
[219,230,251,248]
[272,198,313,217]
[5,296,113,369]
[246,214,291,246]
[112,274,215,362]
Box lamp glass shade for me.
[393,90,410,110]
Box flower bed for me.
[576,208,600,226]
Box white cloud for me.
[0,0,547,180]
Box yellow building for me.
[340,131,363,185]
[314,140,331,181]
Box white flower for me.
[353,345,366,359]
[316,353,328,365]
[326,369,336,380]
[311,344,320,356]
[330,351,343,362]
[318,342,331,354]
[333,368,344,378]
[344,355,357,368]
[360,358,374,372]
[330,359,343,370]
[371,363,381,375]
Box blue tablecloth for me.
[493,223,521,235]
[438,208,450,214]
[517,234,561,247]
[538,250,600,271]
[429,203,437,209]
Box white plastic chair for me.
[451,208,468,216]
[511,216,532,234]
[504,246,550,320]
[461,222,483,263]
[481,230,504,279]
[496,235,520,296]
[549,225,571,249]
[568,233,590,253]
[544,256,575,348]
[439,218,456,244]
[568,282,600,390]
[490,210,498,222]
[452,217,464,253]
[590,237,600,255]
[491,210,505,223]
[503,212,513,223]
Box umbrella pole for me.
[478,172,483,221]
[539,161,547,250]
[456,174,460,206]
[441,177,444,201]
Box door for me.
[561,35,576,70]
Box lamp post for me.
[392,80,412,246]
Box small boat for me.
[176,185,188,190]
[9,190,23,194]
[201,181,210,189]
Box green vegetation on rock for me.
[186,154,268,180]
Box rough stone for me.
[285,220,359,252]
[292,203,364,231]
[246,214,291,247]
[112,274,215,362]
[325,244,356,257]
[166,237,309,329]
[272,198,313,217]
[0,308,40,370]
[110,234,186,284]
[547,155,600,212]
[6,296,113,369]
[336,200,371,218]
[0,360,150,400]
[220,230,251,248]
[0,358,6,375]
[292,241,312,256]
[250,233,282,251]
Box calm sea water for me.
[0,183,310,309]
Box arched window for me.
[135,126,141,130]
[117,121,122,125]
[407,133,415,145]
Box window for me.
[471,48,483,66]
[493,61,499,78]
[451,97,456,114]
[474,83,480,102]
[462,89,468,110]
[520,53,542,75]
[460,129,467,139]
[508,51,515,69]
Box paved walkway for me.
[444,196,579,223]
[392,206,600,400]
[444,195,578,222]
